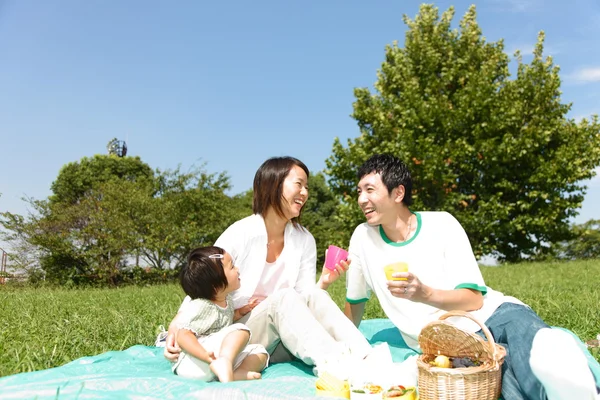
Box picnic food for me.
[316,371,350,399]
[384,262,408,281]
[452,356,480,368]
[428,354,480,368]
[383,385,417,399]
[418,311,505,400]
[433,355,450,368]
[350,383,384,399]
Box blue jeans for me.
[478,302,549,400]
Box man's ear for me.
[393,185,405,203]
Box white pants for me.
[237,287,372,366]
[173,323,269,381]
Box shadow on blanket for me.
[0,319,598,400]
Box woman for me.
[163,156,373,370]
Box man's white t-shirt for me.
[346,211,522,351]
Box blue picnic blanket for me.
[0,320,598,399]
[0,319,416,399]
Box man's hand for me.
[163,332,181,362]
[386,271,425,301]
[386,271,483,311]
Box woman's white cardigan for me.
[181,214,317,311]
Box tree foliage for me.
[140,166,246,270]
[555,219,600,260]
[49,154,154,205]
[302,173,347,268]
[0,156,244,285]
[326,4,600,262]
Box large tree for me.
[301,172,347,268]
[49,154,154,205]
[139,166,246,270]
[554,219,600,260]
[326,4,600,262]
[0,156,242,285]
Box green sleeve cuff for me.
[346,297,369,304]
[455,283,487,296]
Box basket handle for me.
[438,310,499,361]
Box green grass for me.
[1,259,599,377]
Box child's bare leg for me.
[233,353,268,381]
[210,330,250,383]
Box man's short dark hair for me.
[357,154,413,206]
[180,246,228,300]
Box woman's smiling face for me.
[281,165,309,220]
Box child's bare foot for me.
[210,357,234,382]
[233,369,262,381]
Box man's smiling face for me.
[357,172,397,226]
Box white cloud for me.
[569,67,600,83]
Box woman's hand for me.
[163,332,181,362]
[318,259,350,289]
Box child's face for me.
[221,252,241,293]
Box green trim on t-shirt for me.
[380,211,422,247]
[455,283,487,296]
[346,297,369,304]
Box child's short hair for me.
[180,246,228,300]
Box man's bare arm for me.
[344,301,366,327]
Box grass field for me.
[1,259,599,378]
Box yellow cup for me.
[384,262,408,281]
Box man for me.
[344,154,599,400]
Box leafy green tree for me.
[302,173,347,268]
[231,189,253,217]
[50,154,154,205]
[139,167,244,270]
[1,156,243,285]
[555,219,600,260]
[33,155,156,284]
[0,208,46,282]
[1,180,154,285]
[326,4,600,262]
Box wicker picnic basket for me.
[416,310,506,400]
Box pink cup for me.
[324,245,349,271]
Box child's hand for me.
[236,298,263,317]
[205,351,216,364]
[164,333,181,362]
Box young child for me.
[172,246,269,382]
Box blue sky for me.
[1,0,599,227]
